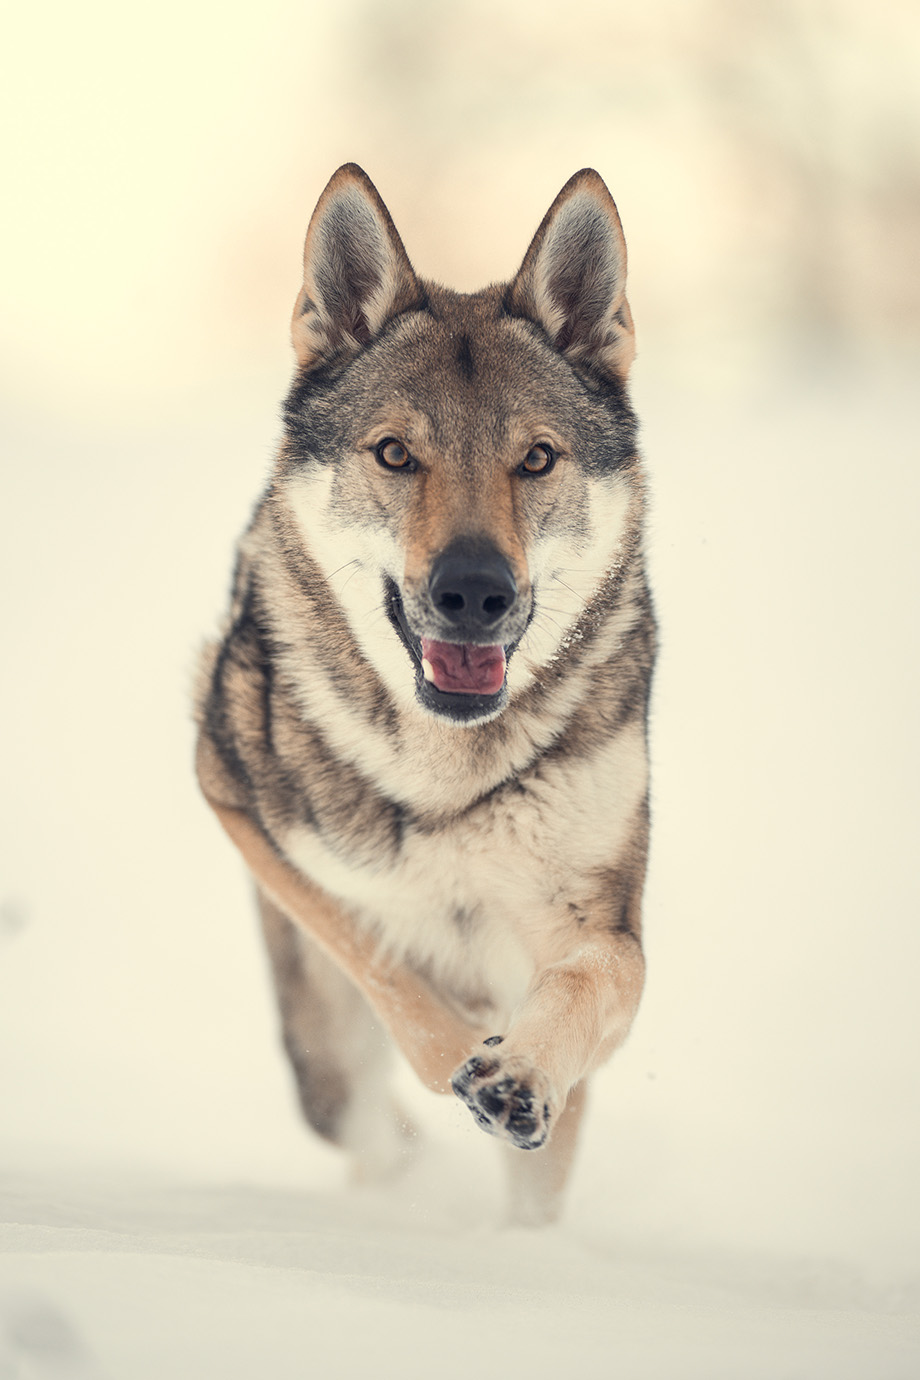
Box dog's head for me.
[276,164,644,725]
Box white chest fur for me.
[281,717,647,1023]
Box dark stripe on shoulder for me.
[203,573,261,801]
[594,798,650,939]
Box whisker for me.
[363,602,390,629]
[338,562,362,594]
[327,556,361,582]
[532,611,567,636]
[552,574,583,599]
[551,574,603,594]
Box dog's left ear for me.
[292,164,424,370]
[508,169,635,380]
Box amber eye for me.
[519,443,556,476]
[374,438,413,470]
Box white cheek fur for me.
[284,466,633,711]
[511,476,632,694]
[286,469,418,712]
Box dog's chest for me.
[281,721,645,1019]
[282,788,549,1018]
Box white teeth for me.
[421,658,435,683]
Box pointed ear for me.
[508,169,635,380]
[291,164,424,370]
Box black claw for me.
[463,1055,498,1081]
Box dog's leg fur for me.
[199,762,488,1091]
[452,929,644,1152]
[258,890,416,1179]
[502,1080,588,1227]
[200,733,640,1214]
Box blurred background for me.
[2,0,919,1273]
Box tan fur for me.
[196,165,656,1224]
[204,780,487,1091]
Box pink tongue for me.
[421,639,506,695]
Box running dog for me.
[196,164,656,1224]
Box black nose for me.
[428,540,518,631]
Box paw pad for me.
[451,1050,553,1150]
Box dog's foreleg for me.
[451,930,644,1150]
[205,795,487,1093]
[502,1079,589,1226]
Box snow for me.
[3,0,919,1368]
[1,355,919,1376]
[3,1156,918,1379]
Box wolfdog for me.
[196,164,655,1224]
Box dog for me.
[195,164,656,1225]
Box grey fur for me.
[196,165,656,1224]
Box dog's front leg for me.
[205,796,488,1093]
[451,931,645,1151]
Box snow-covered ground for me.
[2,355,919,1376]
[3,1151,917,1380]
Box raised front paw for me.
[451,1040,557,1150]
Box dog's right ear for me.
[291,165,423,371]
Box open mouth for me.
[420,639,506,696]
[383,578,513,722]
